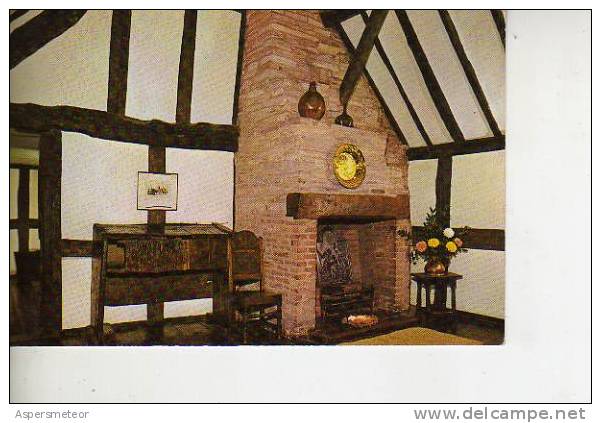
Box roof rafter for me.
[396,10,465,143]
[319,10,363,28]
[360,11,433,147]
[490,10,506,48]
[332,20,407,145]
[439,10,502,138]
[339,10,388,107]
[10,10,29,23]
[10,10,87,69]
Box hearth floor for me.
[309,311,420,345]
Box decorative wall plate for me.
[333,143,366,189]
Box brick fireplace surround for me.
[235,11,411,336]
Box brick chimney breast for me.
[235,11,411,336]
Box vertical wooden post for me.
[107,10,132,115]
[38,130,62,338]
[17,169,30,252]
[147,10,198,324]
[435,155,453,228]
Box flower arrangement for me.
[400,207,469,274]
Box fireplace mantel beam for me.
[339,10,389,107]
[286,193,409,221]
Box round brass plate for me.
[333,143,366,189]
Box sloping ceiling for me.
[338,10,505,148]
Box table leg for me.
[451,281,457,311]
[425,282,432,312]
[416,281,422,309]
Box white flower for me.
[443,228,455,238]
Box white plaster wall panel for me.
[29,170,38,219]
[9,169,18,220]
[125,10,184,122]
[165,149,233,227]
[449,10,506,131]
[377,13,454,145]
[61,133,148,240]
[10,11,111,110]
[29,229,40,251]
[449,250,505,319]
[408,159,437,226]
[407,11,491,139]
[342,16,423,147]
[191,10,241,124]
[10,230,18,275]
[9,148,39,165]
[163,299,212,319]
[451,150,505,229]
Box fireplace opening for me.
[316,217,398,323]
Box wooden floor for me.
[10,279,504,346]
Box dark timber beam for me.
[10,10,87,69]
[10,103,239,152]
[491,10,506,48]
[17,168,30,252]
[319,10,363,28]
[333,22,407,145]
[339,10,388,107]
[232,10,246,126]
[62,239,97,257]
[10,10,29,23]
[413,226,504,251]
[10,218,39,229]
[396,10,465,143]
[439,10,501,138]
[38,131,62,338]
[360,11,432,147]
[175,10,197,124]
[107,10,131,115]
[407,136,505,161]
[435,156,452,227]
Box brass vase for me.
[298,81,326,120]
[424,257,447,275]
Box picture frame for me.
[136,171,178,211]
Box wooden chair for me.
[230,230,282,344]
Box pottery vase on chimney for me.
[298,81,326,120]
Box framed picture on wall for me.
[137,171,178,211]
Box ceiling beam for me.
[10,10,29,23]
[490,10,506,48]
[339,10,388,107]
[10,103,239,152]
[319,10,364,28]
[396,10,465,143]
[439,10,502,138]
[10,10,87,69]
[407,136,505,161]
[360,11,432,147]
[333,21,407,145]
